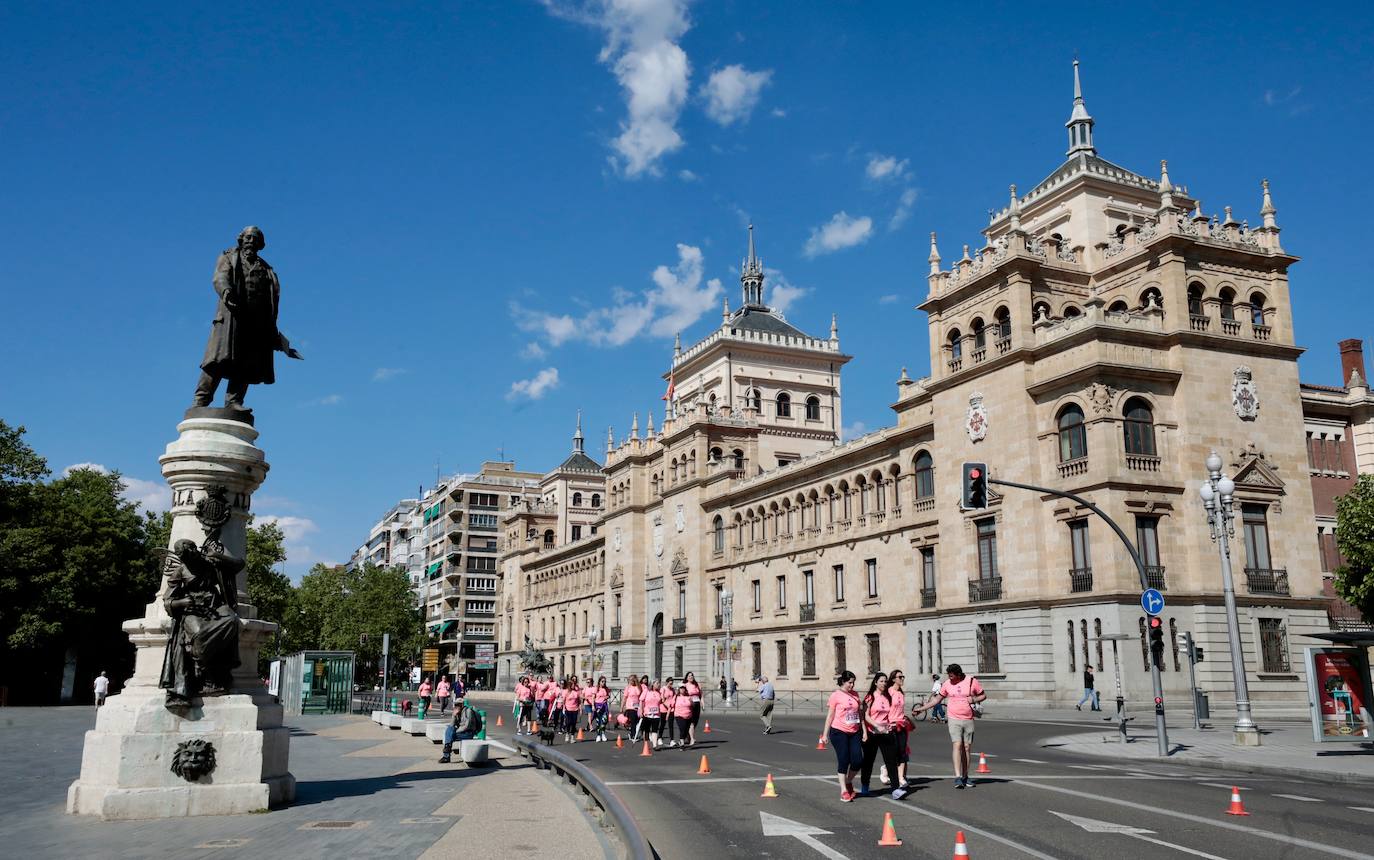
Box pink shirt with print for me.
[563,689,581,711]
[673,695,694,719]
[623,686,641,709]
[827,689,862,733]
[640,689,663,716]
[939,677,984,721]
[864,692,896,730]
[595,686,609,705]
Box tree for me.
[293,562,422,687]
[1335,474,1374,625]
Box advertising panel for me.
[1305,647,1373,742]
[421,648,439,672]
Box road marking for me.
[850,780,1058,860]
[733,758,774,769]
[1068,765,1109,770]
[607,774,828,786]
[1349,807,1374,812]
[1051,811,1231,859]
[759,811,849,860]
[487,740,517,754]
[779,740,810,748]
[1200,783,1249,791]
[1013,758,1046,764]
[1019,780,1374,860]
[607,773,1184,786]
[1272,794,1323,802]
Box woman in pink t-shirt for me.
[818,670,863,802]
[683,671,703,746]
[673,684,695,745]
[515,676,534,735]
[622,675,642,741]
[882,669,912,788]
[592,676,611,742]
[542,681,561,732]
[659,678,678,747]
[580,680,597,732]
[858,672,907,799]
[639,680,664,748]
[561,678,583,742]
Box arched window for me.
[1108,300,1129,314]
[805,396,821,421]
[914,451,934,499]
[543,529,555,548]
[776,392,792,418]
[1063,305,1082,318]
[994,307,1011,340]
[748,388,762,410]
[948,329,963,361]
[732,449,745,470]
[709,446,722,463]
[572,492,582,507]
[1123,397,1156,456]
[1249,292,1267,327]
[972,318,986,350]
[591,493,600,508]
[708,392,717,413]
[712,515,724,553]
[1187,282,1204,317]
[1219,288,1236,321]
[1058,404,1087,462]
[1140,287,1162,309]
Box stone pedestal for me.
[66,416,296,819]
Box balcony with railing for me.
[968,577,1003,603]
[799,603,816,623]
[1220,318,1241,336]
[1244,567,1290,596]
[995,336,1012,355]
[672,617,686,634]
[1189,314,1210,332]
[1125,453,1161,472]
[920,587,936,608]
[465,630,495,641]
[465,607,496,618]
[1144,565,1167,590]
[1252,323,1272,341]
[1069,567,1093,592]
[1057,457,1089,479]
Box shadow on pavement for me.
[292,760,519,807]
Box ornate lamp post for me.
[721,589,735,708]
[1199,451,1261,745]
[588,625,600,676]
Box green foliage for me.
[245,520,292,636]
[1334,474,1374,624]
[293,562,422,685]
[0,420,49,486]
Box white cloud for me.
[303,394,343,407]
[62,462,171,512]
[544,0,692,177]
[770,107,787,118]
[678,168,699,182]
[512,243,724,348]
[256,515,320,545]
[764,269,809,316]
[840,421,868,442]
[888,187,918,232]
[803,211,873,258]
[508,367,561,400]
[701,64,772,126]
[521,341,548,360]
[878,294,900,304]
[865,153,909,182]
[372,367,406,382]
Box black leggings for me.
[562,709,579,733]
[675,716,692,739]
[663,707,676,740]
[861,732,902,788]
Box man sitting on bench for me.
[438,696,483,764]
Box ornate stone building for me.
[497,63,1331,709]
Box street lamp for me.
[1199,451,1261,746]
[588,625,599,676]
[721,589,735,708]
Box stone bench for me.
[371,710,386,724]
[459,740,489,765]
[426,723,447,743]
[382,712,404,729]
[400,717,428,735]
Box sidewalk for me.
[3,707,614,859]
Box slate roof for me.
[557,451,603,473]
[729,306,809,338]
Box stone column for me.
[67,412,296,819]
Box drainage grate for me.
[299,820,372,831]
[400,816,455,825]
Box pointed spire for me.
[1158,159,1175,211]
[1192,199,1207,224]
[741,223,765,307]
[673,332,682,358]
[1223,205,1237,226]
[573,410,584,453]
[646,411,655,436]
[1260,179,1278,229]
[1065,59,1096,157]
[1008,184,1021,231]
[606,425,614,454]
[830,313,839,342]
[722,294,731,323]
[630,412,639,440]
[928,232,941,275]
[961,244,972,263]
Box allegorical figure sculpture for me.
[191,225,302,412]
[160,539,243,706]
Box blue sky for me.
[4,2,1372,577]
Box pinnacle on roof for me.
[740,223,765,307]
[572,410,584,453]
[1065,59,1096,157]
[1260,179,1279,230]
[928,232,941,275]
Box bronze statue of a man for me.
[191,226,302,411]
[159,539,243,706]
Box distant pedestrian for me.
[93,671,109,708]
[684,671,702,746]
[437,696,483,764]
[593,676,611,742]
[674,684,695,747]
[913,664,985,789]
[880,669,912,789]
[660,677,678,746]
[622,674,643,741]
[859,672,906,800]
[435,677,452,715]
[729,677,738,701]
[757,676,776,733]
[515,675,535,735]
[418,677,433,714]
[640,680,664,748]
[1076,666,1100,711]
[561,677,582,742]
[719,676,727,699]
[929,673,946,722]
[818,670,862,802]
[581,677,596,731]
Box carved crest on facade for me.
[610,564,624,588]
[652,515,664,557]
[1232,366,1260,420]
[965,391,989,443]
[194,486,232,539]
[613,526,622,552]
[1086,382,1117,415]
[669,547,688,576]
[675,504,685,533]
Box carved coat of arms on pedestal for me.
[965,392,989,443]
[1232,366,1260,421]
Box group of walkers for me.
[510,671,706,749]
[820,664,984,802]
[416,675,463,715]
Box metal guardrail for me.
[514,735,654,860]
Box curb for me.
[1042,735,1374,787]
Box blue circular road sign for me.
[1140,588,1165,615]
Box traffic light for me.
[1148,616,1165,669]
[961,462,988,510]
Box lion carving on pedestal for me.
[170,738,217,782]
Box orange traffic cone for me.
[953,829,970,858]
[697,755,711,774]
[703,720,711,733]
[577,728,585,742]
[760,773,779,798]
[877,812,902,846]
[615,734,624,749]
[976,752,991,774]
[496,714,504,727]
[1225,786,1250,816]
[640,739,653,757]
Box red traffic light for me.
[1154,696,1163,705]
[969,468,982,479]
[1149,616,1163,629]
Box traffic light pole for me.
[988,477,1170,758]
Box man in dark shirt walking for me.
[1075,666,1100,711]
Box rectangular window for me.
[674,646,684,677]
[776,575,787,610]
[614,594,622,627]
[612,651,620,679]
[866,558,879,598]
[833,636,847,674]
[1069,520,1091,570]
[1306,432,1317,470]
[677,580,687,619]
[976,623,1001,674]
[752,579,761,613]
[1135,515,1161,566]
[1242,504,1272,570]
[921,548,936,590]
[751,642,762,679]
[802,637,816,677]
[976,518,998,580]
[776,640,788,677]
[833,564,845,602]
[866,633,881,674]
[571,525,582,540]
[714,583,724,616]
[803,570,815,605]
[1258,617,1290,672]
[1317,530,1331,572]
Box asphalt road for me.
[522,710,1374,860]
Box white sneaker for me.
[879,766,890,785]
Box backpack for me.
[466,707,483,735]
